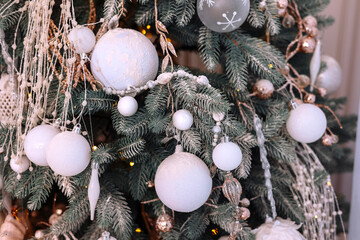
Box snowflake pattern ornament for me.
[197,0,250,33]
[252,218,305,240]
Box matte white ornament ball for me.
[197,0,250,33]
[91,28,159,91]
[97,232,116,240]
[117,96,138,117]
[46,129,91,177]
[173,109,194,131]
[315,55,342,94]
[252,218,305,240]
[155,146,212,212]
[10,156,30,173]
[219,237,230,240]
[212,138,242,171]
[68,26,96,54]
[24,125,60,166]
[34,230,45,238]
[286,103,327,143]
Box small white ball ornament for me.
[91,28,159,91]
[173,109,194,131]
[155,146,212,212]
[212,137,242,171]
[252,218,305,240]
[315,55,342,94]
[68,26,96,54]
[10,156,30,173]
[286,103,327,143]
[46,125,91,177]
[24,124,60,166]
[117,96,138,117]
[197,0,250,33]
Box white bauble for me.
[252,218,305,240]
[315,55,342,94]
[24,125,60,166]
[46,131,91,176]
[34,230,45,238]
[173,109,194,131]
[91,28,159,91]
[286,104,327,143]
[117,96,138,117]
[155,146,212,212]
[68,26,96,54]
[197,0,250,33]
[212,141,242,171]
[219,236,229,240]
[10,156,30,173]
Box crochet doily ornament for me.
[0,74,16,125]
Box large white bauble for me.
[91,28,159,91]
[315,55,342,94]
[219,236,230,240]
[117,96,138,117]
[155,147,212,212]
[286,103,327,143]
[173,109,194,131]
[10,156,30,173]
[68,26,96,54]
[197,0,250,33]
[46,131,91,176]
[212,141,242,171]
[252,218,305,240]
[24,125,60,166]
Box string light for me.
[141,29,146,35]
[92,146,98,151]
[146,25,151,30]
[211,228,219,235]
[129,162,135,167]
[135,228,142,233]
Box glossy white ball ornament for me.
[24,125,60,166]
[286,103,327,143]
[212,138,242,171]
[46,128,91,177]
[252,218,305,240]
[155,146,212,212]
[68,26,96,54]
[117,96,138,117]
[315,55,342,94]
[173,109,194,131]
[197,0,250,33]
[10,156,30,173]
[219,237,230,240]
[91,28,159,91]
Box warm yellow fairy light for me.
[56,209,63,215]
[146,25,151,30]
[130,162,135,167]
[314,215,318,219]
[28,93,32,97]
[92,146,98,151]
[268,64,273,69]
[142,29,147,35]
[135,228,142,233]
[211,228,219,235]
[167,38,171,42]
[327,181,332,187]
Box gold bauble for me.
[322,135,333,146]
[240,207,251,220]
[295,75,311,88]
[304,93,316,104]
[283,13,296,29]
[300,36,316,53]
[253,79,275,100]
[303,16,318,28]
[317,87,327,97]
[305,26,319,37]
[156,214,174,233]
[277,0,288,9]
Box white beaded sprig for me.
[212,112,225,146]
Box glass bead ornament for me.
[88,163,100,221]
[117,96,138,117]
[212,136,242,171]
[286,102,327,143]
[315,55,342,94]
[46,124,91,177]
[24,124,60,166]
[252,218,306,240]
[253,79,275,100]
[91,28,159,92]
[68,26,96,54]
[154,145,212,212]
[197,0,250,33]
[156,213,174,233]
[173,109,194,131]
[10,156,30,174]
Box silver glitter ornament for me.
[197,0,250,33]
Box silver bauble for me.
[197,0,250,33]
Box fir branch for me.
[198,27,221,71]
[181,210,210,240]
[27,168,54,211]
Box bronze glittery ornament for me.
[156,214,174,233]
[240,207,251,220]
[277,0,288,9]
[303,15,318,28]
[317,87,327,97]
[253,79,275,100]
[300,36,316,53]
[304,93,316,104]
[322,135,333,146]
[283,13,296,29]
[295,74,311,88]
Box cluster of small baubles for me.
[276,0,289,17]
[197,0,250,33]
[156,213,174,233]
[322,133,339,147]
[299,16,318,54]
[253,79,275,100]
[23,123,91,177]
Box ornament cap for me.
[289,100,299,110]
[92,162,99,169]
[175,145,183,153]
[73,123,81,134]
[54,118,61,127]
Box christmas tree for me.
[0,0,356,239]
